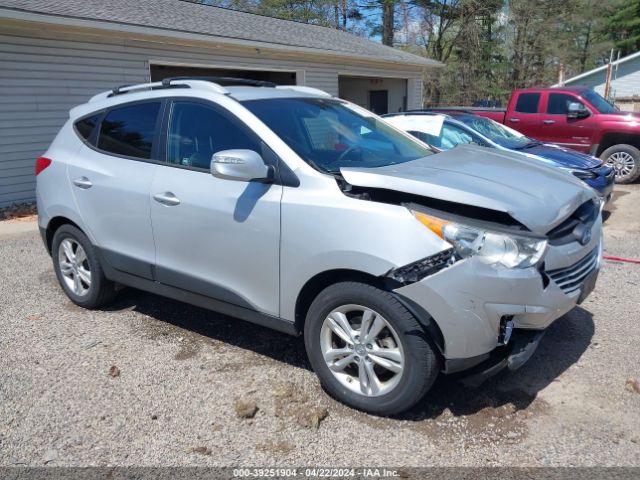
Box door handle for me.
[543,119,556,125]
[73,176,92,189]
[153,192,180,206]
[508,118,520,123]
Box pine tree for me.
[605,0,640,55]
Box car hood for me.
[598,111,640,122]
[515,143,602,169]
[340,144,596,234]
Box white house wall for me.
[0,22,426,206]
[565,56,640,99]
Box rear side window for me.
[98,102,161,159]
[514,93,540,114]
[75,114,101,141]
[167,101,259,170]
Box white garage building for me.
[0,0,439,207]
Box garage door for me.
[150,64,297,85]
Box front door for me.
[150,99,282,316]
[538,92,596,153]
[369,90,389,115]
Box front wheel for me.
[304,282,440,415]
[601,144,640,184]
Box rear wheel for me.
[52,224,117,308]
[304,282,440,415]
[601,144,640,184]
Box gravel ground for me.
[1,186,639,468]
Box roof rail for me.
[88,76,276,103]
[275,85,332,97]
[162,76,277,88]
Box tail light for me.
[35,157,52,175]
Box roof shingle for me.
[0,0,438,67]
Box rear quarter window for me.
[74,114,101,142]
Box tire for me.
[51,224,117,309]
[304,281,440,415]
[600,144,640,184]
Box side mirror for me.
[210,149,274,183]
[567,102,589,119]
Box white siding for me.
[407,77,423,109]
[0,23,425,206]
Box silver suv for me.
[36,78,602,415]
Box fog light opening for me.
[499,316,514,346]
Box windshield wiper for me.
[514,140,542,150]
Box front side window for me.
[514,93,540,114]
[458,116,530,149]
[167,102,260,170]
[243,98,432,173]
[408,130,439,146]
[438,123,474,149]
[546,93,585,115]
[98,102,161,159]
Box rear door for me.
[505,92,542,138]
[66,100,163,279]
[149,99,282,316]
[537,92,597,153]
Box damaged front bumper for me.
[391,234,602,375]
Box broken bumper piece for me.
[457,329,546,388]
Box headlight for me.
[411,210,547,269]
[558,165,599,180]
[569,169,598,180]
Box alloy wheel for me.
[320,304,404,397]
[605,151,636,179]
[58,238,92,296]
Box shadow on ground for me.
[104,288,310,368]
[398,306,594,421]
[103,288,594,420]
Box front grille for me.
[546,247,599,295]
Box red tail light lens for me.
[35,157,52,175]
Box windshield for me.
[242,98,432,173]
[581,90,617,114]
[456,115,533,149]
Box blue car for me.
[383,111,615,202]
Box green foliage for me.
[198,0,637,105]
[605,0,640,55]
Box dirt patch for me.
[63,301,86,313]
[174,341,201,361]
[0,202,37,221]
[188,446,211,456]
[256,440,295,455]
[273,382,330,429]
[626,378,640,394]
[345,387,549,446]
[234,398,259,419]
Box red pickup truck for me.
[470,87,640,183]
